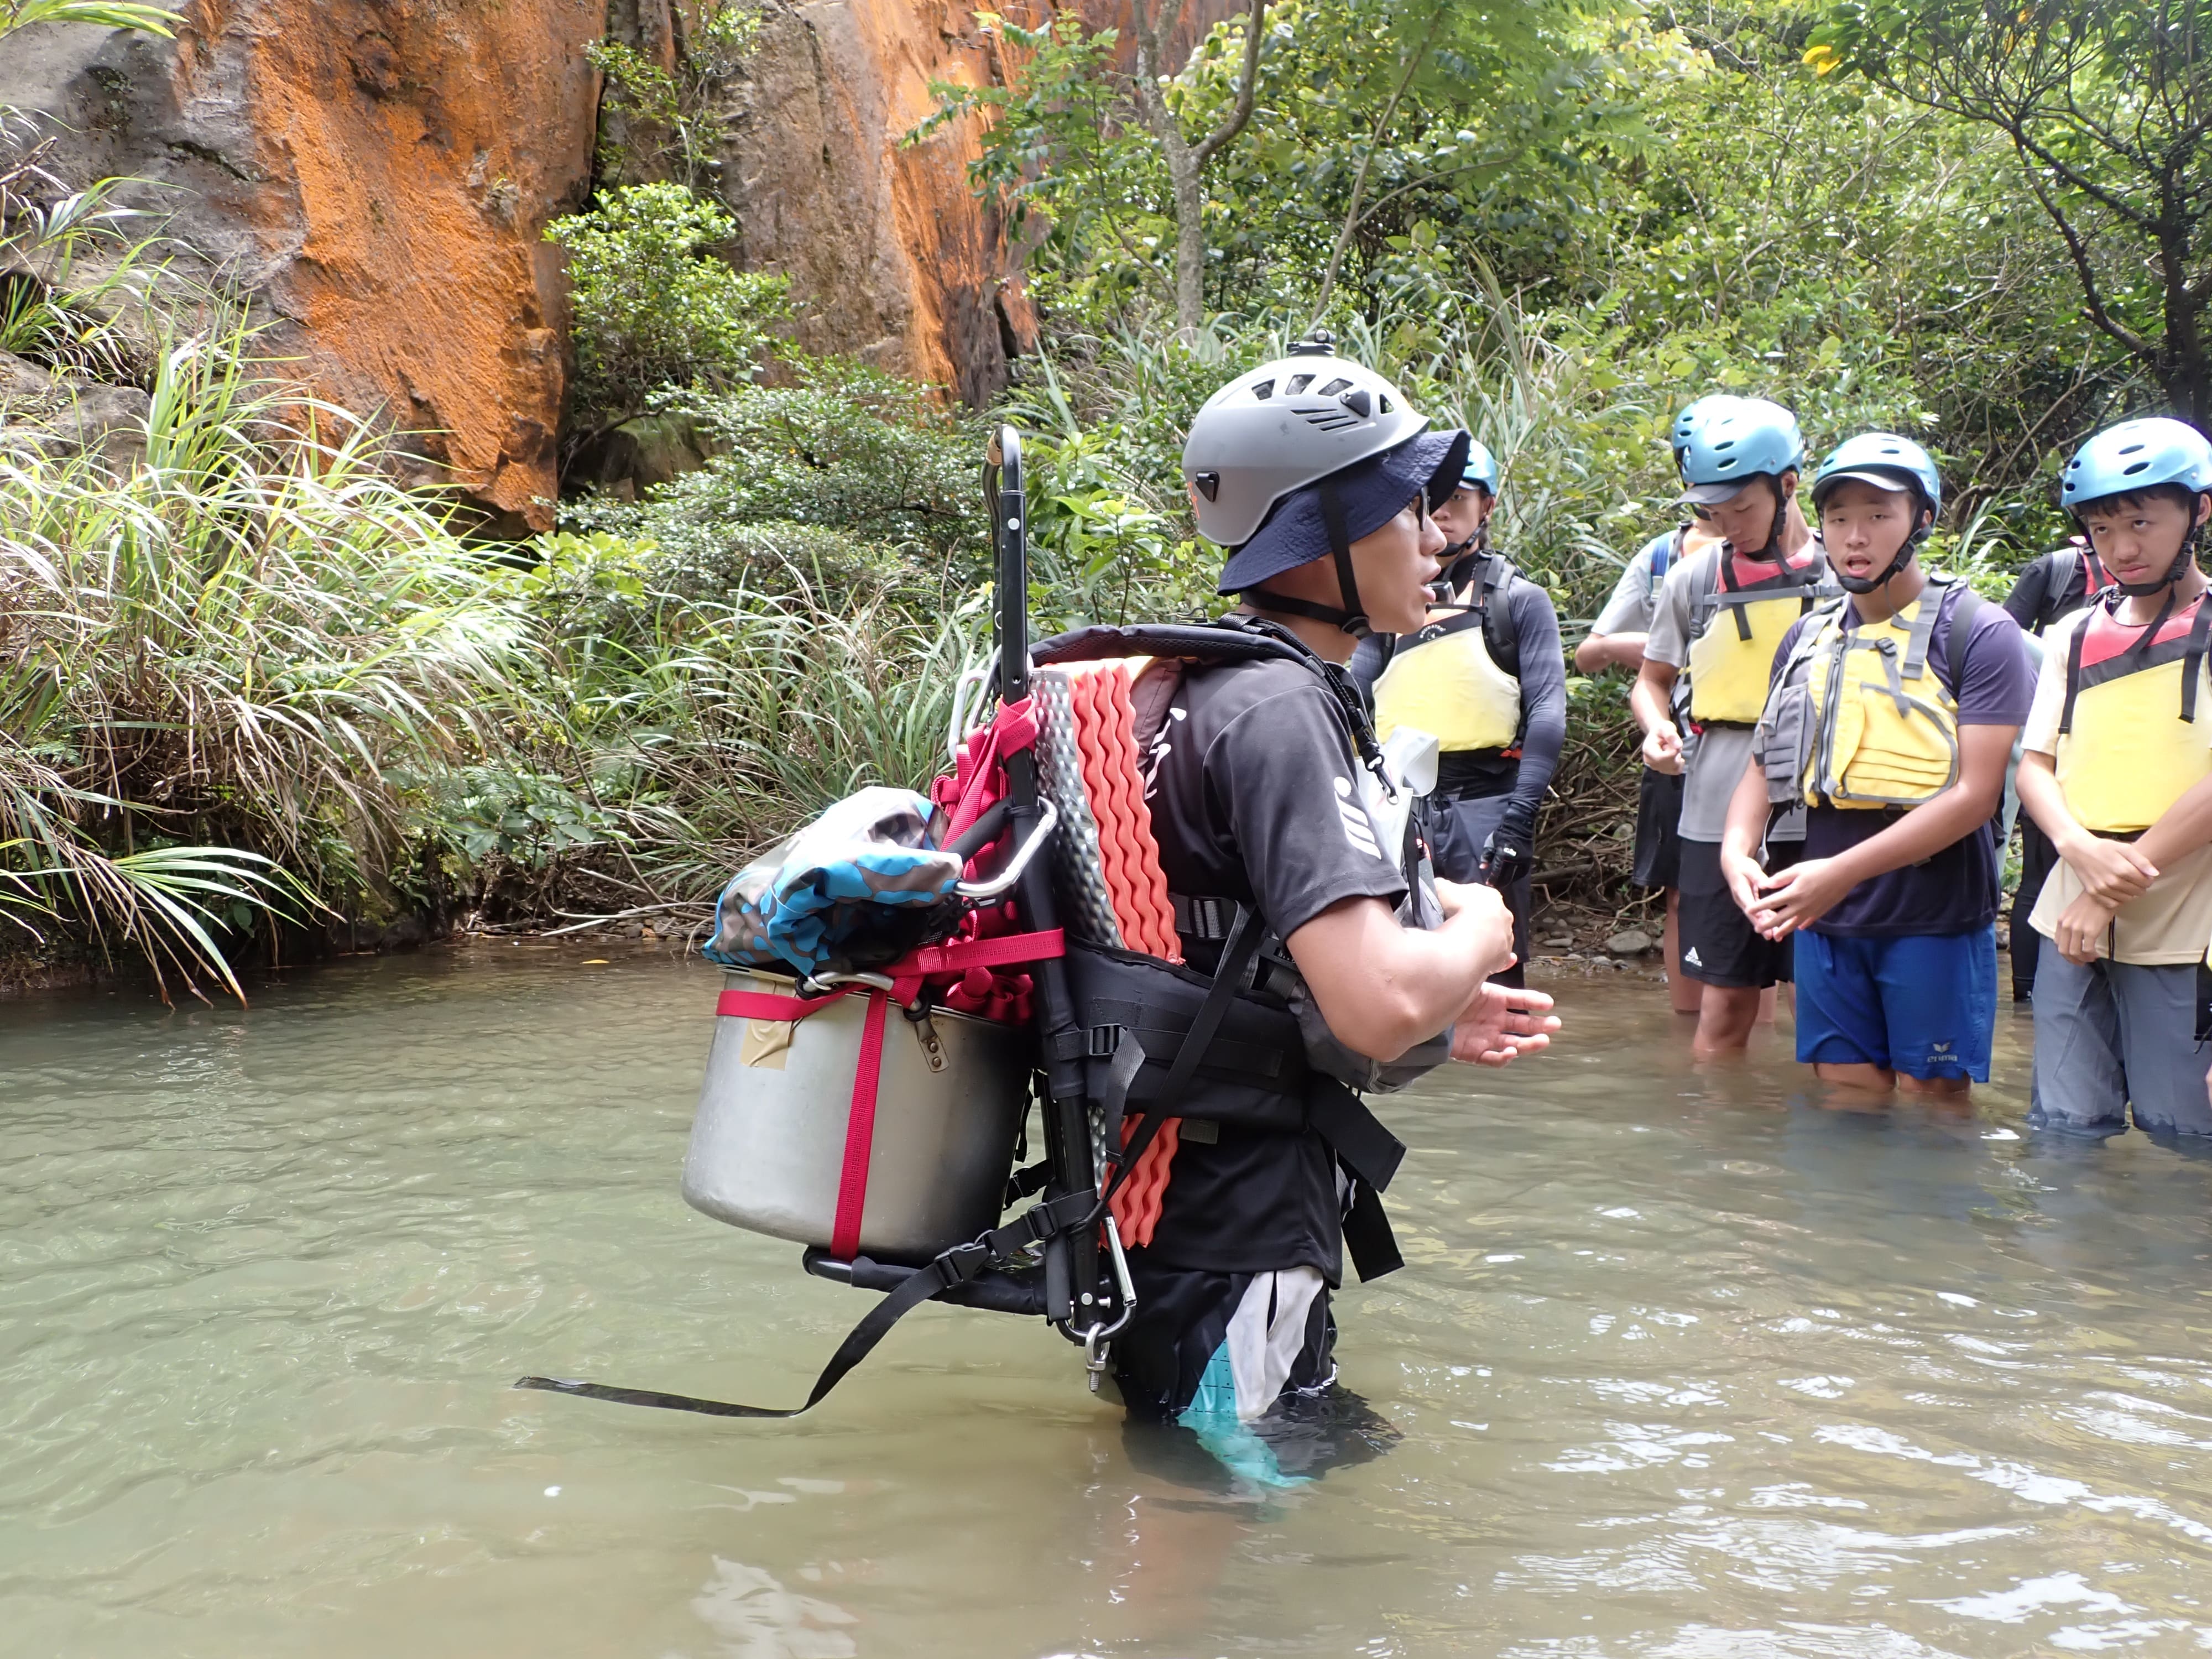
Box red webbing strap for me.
[716,985,854,1021]
[886,927,1066,1002]
[831,990,890,1262]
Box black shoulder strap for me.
[1476,552,1521,677]
[2058,591,2112,737]
[2047,546,2080,627]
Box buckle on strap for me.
[1086,1023,1124,1059]
[1170,893,1239,941]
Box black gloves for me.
[1477,800,1537,889]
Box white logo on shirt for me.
[1333,775,1385,860]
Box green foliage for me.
[588,0,762,191]
[545,182,789,434]
[0,1,175,35]
[1807,0,2212,422]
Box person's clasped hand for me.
[1745,856,1851,940]
[2052,890,2118,965]
[1641,722,1685,776]
[2060,833,2157,907]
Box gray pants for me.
[2028,950,2212,1137]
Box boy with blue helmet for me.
[1720,435,2033,1093]
[1353,441,1567,987]
[1580,401,1729,1012]
[1634,397,1824,1056]
[2014,416,2212,1139]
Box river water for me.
[4,943,2211,1657]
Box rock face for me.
[4,0,605,528]
[0,349,153,470]
[2,0,1237,520]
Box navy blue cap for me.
[1218,429,1470,596]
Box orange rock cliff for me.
[4,0,1232,528]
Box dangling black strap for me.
[514,1188,1097,1420]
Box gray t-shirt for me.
[1645,541,1825,844]
[1590,531,1677,638]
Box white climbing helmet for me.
[1182,335,1430,547]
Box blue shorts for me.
[1792,926,1998,1081]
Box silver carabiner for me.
[953,797,1058,902]
[1081,1323,1111,1392]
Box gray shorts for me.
[2027,951,2212,1138]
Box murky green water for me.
[4,944,2212,1657]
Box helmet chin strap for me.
[1244,482,1371,638]
[1833,528,1927,596]
[2111,510,2206,598]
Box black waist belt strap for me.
[1310,1076,1407,1283]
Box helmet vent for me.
[2124,461,2149,475]
[1251,379,1275,400]
[1286,373,1314,395]
[1317,377,1350,397]
[1378,393,1394,413]
[1299,408,1363,432]
[1339,388,1371,417]
[2120,444,2146,455]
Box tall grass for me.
[0,330,540,994]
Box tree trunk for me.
[1131,0,1267,342]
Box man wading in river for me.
[1108,343,1559,1480]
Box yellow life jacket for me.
[1791,578,1980,810]
[2054,591,2212,834]
[1687,545,1828,726]
[1372,555,1523,754]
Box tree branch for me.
[2014,135,2156,361]
[1190,0,1267,169]
[1306,4,1443,326]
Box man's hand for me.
[1745,856,1851,940]
[1434,878,1510,925]
[2053,890,2117,964]
[1449,983,1561,1067]
[1720,845,1767,917]
[1641,721,1684,776]
[2058,832,2158,907]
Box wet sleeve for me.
[1955,602,2035,727]
[1204,682,1407,938]
[2002,556,2052,632]
[1589,542,1660,637]
[1643,552,1699,669]
[1507,582,1567,815]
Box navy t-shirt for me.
[1138,654,1407,1281]
[1768,582,2034,937]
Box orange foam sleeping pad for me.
[1058,660,1182,1246]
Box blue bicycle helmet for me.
[1811,432,1942,515]
[2060,418,2212,515]
[2060,417,2212,594]
[1670,395,1742,472]
[1676,398,1807,505]
[1459,440,1499,496]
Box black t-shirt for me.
[2002,546,2104,635]
[1138,655,1407,1281]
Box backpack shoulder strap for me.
[1477,553,1521,675]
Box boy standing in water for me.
[1579,403,1729,1014]
[1633,398,1820,1056]
[2001,538,2115,1001]
[2014,418,2212,1139]
[1355,442,1567,986]
[1720,435,2031,1093]
[1108,343,1559,1470]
